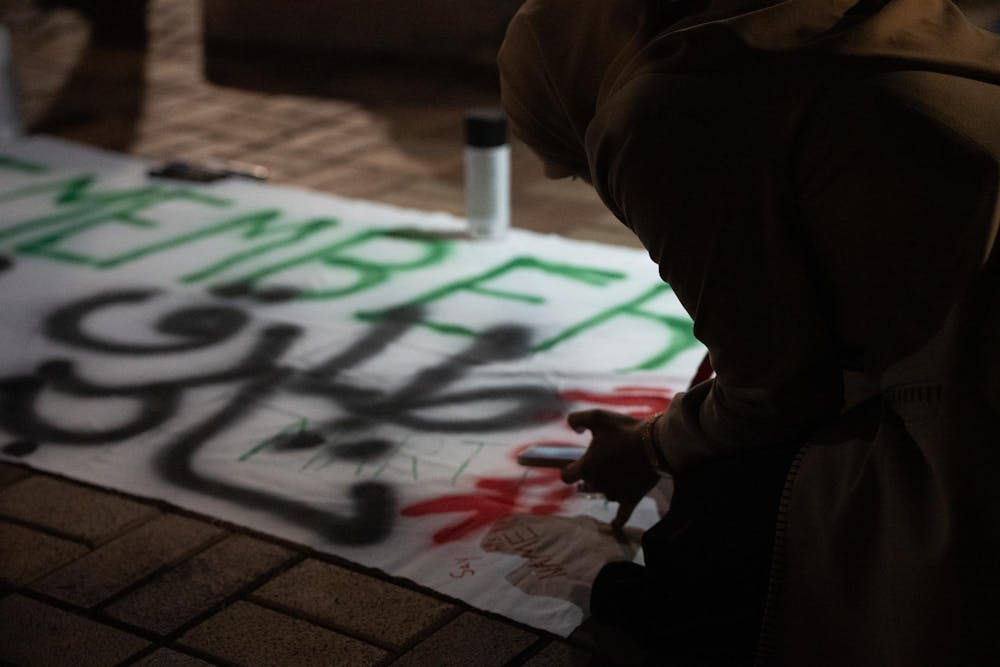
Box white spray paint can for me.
[464,110,510,239]
[0,26,21,142]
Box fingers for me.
[567,409,611,433]
[566,410,592,433]
[563,410,603,483]
[611,495,641,533]
[561,457,585,484]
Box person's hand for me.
[561,409,660,533]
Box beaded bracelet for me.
[639,412,673,477]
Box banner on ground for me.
[0,137,704,635]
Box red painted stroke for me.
[689,352,714,388]
[560,386,673,418]
[402,467,567,543]
[402,386,674,544]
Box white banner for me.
[0,136,704,635]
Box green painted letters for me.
[356,256,626,337]
[537,283,698,371]
[0,175,230,265]
[215,227,451,299]
[0,154,48,174]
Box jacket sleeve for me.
[587,74,844,472]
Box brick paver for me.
[31,513,223,608]
[0,594,149,667]
[251,558,457,652]
[179,600,388,666]
[0,521,89,587]
[131,648,215,666]
[380,178,466,218]
[105,533,294,634]
[523,640,592,666]
[392,611,540,667]
[296,164,413,200]
[0,461,30,487]
[0,476,159,546]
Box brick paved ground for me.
[0,0,633,665]
[0,464,605,666]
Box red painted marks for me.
[689,351,714,388]
[402,386,674,544]
[560,386,673,418]
[402,460,574,544]
[449,556,482,578]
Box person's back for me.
[499,1,1000,663]
[773,68,1000,666]
[795,69,999,374]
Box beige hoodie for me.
[501,0,1000,663]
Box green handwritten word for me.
[0,175,230,265]
[99,209,339,279]
[302,447,336,473]
[358,256,696,370]
[0,173,451,296]
[362,440,486,483]
[537,283,698,371]
[0,171,695,368]
[0,154,48,174]
[451,441,486,485]
[215,227,451,299]
[239,417,311,462]
[357,256,626,336]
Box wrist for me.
[638,412,672,477]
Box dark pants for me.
[590,444,799,666]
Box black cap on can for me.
[465,109,507,148]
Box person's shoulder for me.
[800,69,1000,168]
[597,71,727,127]
[588,71,728,163]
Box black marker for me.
[148,159,269,183]
[517,445,585,468]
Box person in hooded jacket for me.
[498,0,1000,664]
